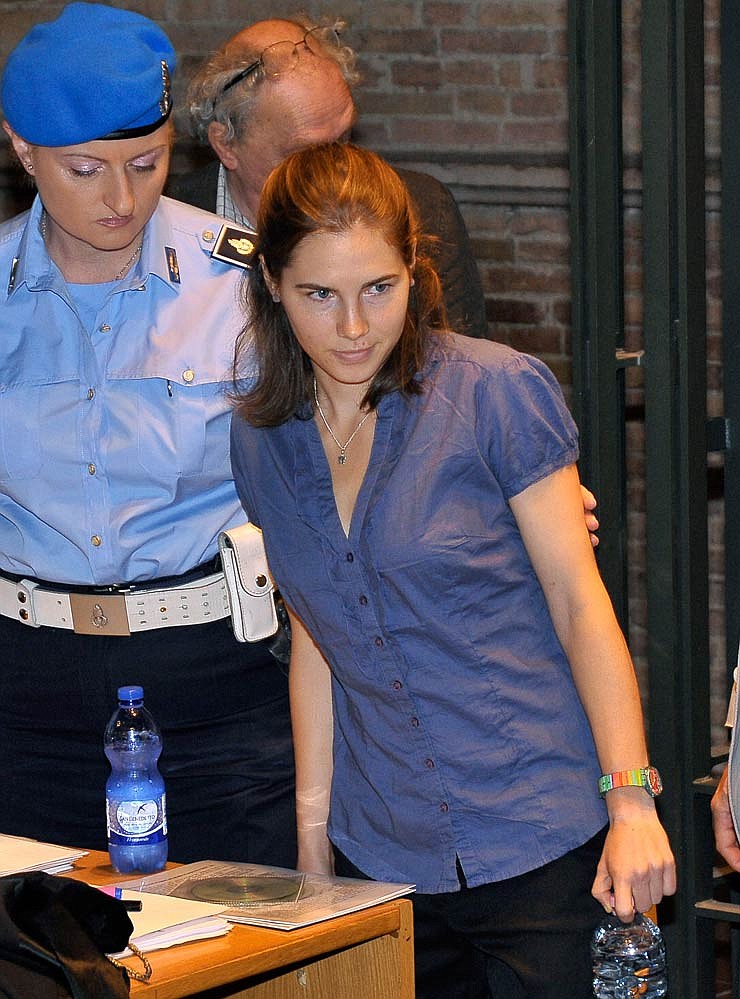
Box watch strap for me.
[598,767,660,796]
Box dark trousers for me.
[334,827,607,999]
[0,615,296,867]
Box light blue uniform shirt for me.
[0,196,256,585]
[231,336,608,893]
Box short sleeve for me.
[477,351,579,500]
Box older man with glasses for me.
[168,15,489,339]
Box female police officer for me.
[0,3,295,865]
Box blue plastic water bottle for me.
[592,911,668,997]
[104,685,168,873]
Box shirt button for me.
[183,368,195,383]
[87,463,96,475]
[358,594,368,606]
[374,636,384,648]
[99,324,112,333]
[392,680,402,690]
[425,758,435,769]
[91,535,102,547]
[87,388,95,400]
[440,802,449,813]
[410,717,420,727]
[346,552,354,563]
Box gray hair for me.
[185,14,360,145]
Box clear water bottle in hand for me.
[592,911,668,997]
[104,684,168,873]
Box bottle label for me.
[106,794,167,845]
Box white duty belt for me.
[0,571,230,636]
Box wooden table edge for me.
[66,850,415,998]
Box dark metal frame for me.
[569,2,712,995]
[567,0,629,631]
[721,5,740,657]
[641,4,712,996]
[720,0,740,992]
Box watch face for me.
[646,767,663,797]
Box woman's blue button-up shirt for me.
[231,335,607,893]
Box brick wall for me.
[0,0,727,740]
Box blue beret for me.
[1,3,176,146]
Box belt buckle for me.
[69,592,131,636]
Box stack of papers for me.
[101,887,231,957]
[0,834,232,958]
[137,860,415,931]
[0,833,87,875]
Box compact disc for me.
[181,875,304,905]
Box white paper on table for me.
[0,833,87,876]
[99,887,232,957]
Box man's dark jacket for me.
[167,161,488,339]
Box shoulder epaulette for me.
[209,223,258,270]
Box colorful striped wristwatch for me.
[598,766,663,798]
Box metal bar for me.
[615,349,645,368]
[721,1,740,696]
[696,901,740,924]
[567,0,628,627]
[720,4,740,994]
[641,2,712,996]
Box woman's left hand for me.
[592,790,677,920]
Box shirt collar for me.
[136,199,179,290]
[7,196,181,297]
[6,197,57,295]
[217,164,253,228]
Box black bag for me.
[0,871,133,998]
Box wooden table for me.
[69,852,415,999]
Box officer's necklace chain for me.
[313,378,374,465]
[39,210,143,281]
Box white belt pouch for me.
[217,523,278,642]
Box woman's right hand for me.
[297,826,335,876]
[289,608,335,877]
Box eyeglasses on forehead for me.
[220,24,343,98]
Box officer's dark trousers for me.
[0,614,296,867]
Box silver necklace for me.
[40,210,143,281]
[313,378,373,465]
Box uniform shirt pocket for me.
[134,376,231,480]
[0,386,42,479]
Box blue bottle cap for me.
[117,685,144,704]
